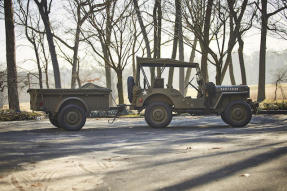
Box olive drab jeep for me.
[127,57,255,128]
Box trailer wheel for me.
[48,113,61,128]
[223,101,252,127]
[145,102,172,128]
[57,104,86,131]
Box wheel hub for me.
[231,107,245,121]
[66,111,80,125]
[152,108,166,122]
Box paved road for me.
[0,115,287,191]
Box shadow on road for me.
[0,115,286,178]
[159,146,287,190]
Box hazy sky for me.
[1,17,287,71]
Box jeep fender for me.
[143,93,174,107]
[213,91,249,111]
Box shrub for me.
[0,110,44,121]
[260,101,287,110]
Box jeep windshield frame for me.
[136,57,201,89]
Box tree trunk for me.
[238,36,247,85]
[200,0,213,83]
[45,65,49,88]
[41,42,50,89]
[215,64,221,85]
[258,0,268,102]
[40,36,49,88]
[167,33,178,88]
[201,50,209,83]
[132,16,137,79]
[153,0,162,78]
[71,24,80,89]
[184,37,198,96]
[4,0,20,111]
[157,0,162,78]
[133,0,155,84]
[229,55,236,85]
[32,42,43,88]
[178,0,184,95]
[274,80,279,101]
[116,70,124,104]
[77,59,81,87]
[105,0,112,104]
[35,1,61,88]
[167,0,180,88]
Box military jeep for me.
[127,57,254,128]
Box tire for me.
[144,102,172,128]
[221,113,228,124]
[57,104,86,131]
[127,76,135,103]
[48,113,61,128]
[223,101,252,127]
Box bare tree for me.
[178,0,185,94]
[0,1,4,19]
[133,0,155,84]
[0,70,7,109]
[33,0,61,88]
[274,68,287,101]
[17,0,43,89]
[225,0,253,85]
[84,0,135,104]
[168,0,181,88]
[82,0,119,92]
[200,0,213,82]
[153,0,162,78]
[255,0,287,102]
[53,0,106,89]
[183,37,198,96]
[39,34,50,88]
[4,0,20,111]
[184,0,252,86]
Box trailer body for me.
[28,84,111,131]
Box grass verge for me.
[0,110,45,121]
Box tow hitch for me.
[108,104,129,123]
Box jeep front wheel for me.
[144,102,172,128]
[223,101,252,127]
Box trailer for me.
[28,84,111,131]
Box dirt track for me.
[0,115,287,191]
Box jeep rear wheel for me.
[57,104,86,131]
[223,101,252,127]
[145,102,172,128]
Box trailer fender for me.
[56,97,89,113]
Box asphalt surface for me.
[0,115,287,191]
